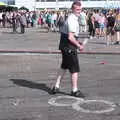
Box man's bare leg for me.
[71,72,78,92]
[71,72,85,97]
[51,68,66,94]
[55,68,66,88]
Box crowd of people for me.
[87,9,120,45]
[0,3,120,97]
[0,8,120,44]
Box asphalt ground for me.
[0,27,120,120]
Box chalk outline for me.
[72,99,116,114]
[48,96,116,114]
[48,96,83,106]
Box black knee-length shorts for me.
[61,49,80,73]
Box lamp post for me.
[56,0,59,10]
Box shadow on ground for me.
[9,79,70,96]
[9,79,52,94]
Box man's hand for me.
[78,45,84,51]
[78,41,83,45]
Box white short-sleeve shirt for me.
[60,13,79,37]
[68,13,79,37]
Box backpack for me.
[57,16,64,27]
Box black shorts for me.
[106,26,115,35]
[94,21,99,28]
[61,49,80,73]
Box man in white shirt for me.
[0,12,3,27]
[51,1,85,98]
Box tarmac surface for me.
[0,27,120,120]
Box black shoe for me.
[114,41,119,45]
[71,90,85,98]
[51,86,59,94]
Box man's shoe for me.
[51,86,59,94]
[71,90,85,98]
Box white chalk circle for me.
[72,99,116,114]
[48,96,84,107]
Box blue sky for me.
[0,0,10,3]
[0,0,7,2]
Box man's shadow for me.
[10,79,52,94]
[9,79,70,95]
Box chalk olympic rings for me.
[48,96,116,114]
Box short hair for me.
[71,1,81,9]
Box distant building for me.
[4,0,120,11]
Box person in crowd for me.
[2,12,6,28]
[12,12,17,33]
[26,12,31,28]
[31,11,37,27]
[114,9,120,45]
[46,11,52,32]
[98,12,106,37]
[87,13,95,39]
[79,9,87,32]
[0,12,3,27]
[19,12,27,34]
[106,10,116,45]
[51,11,58,32]
[93,10,100,37]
